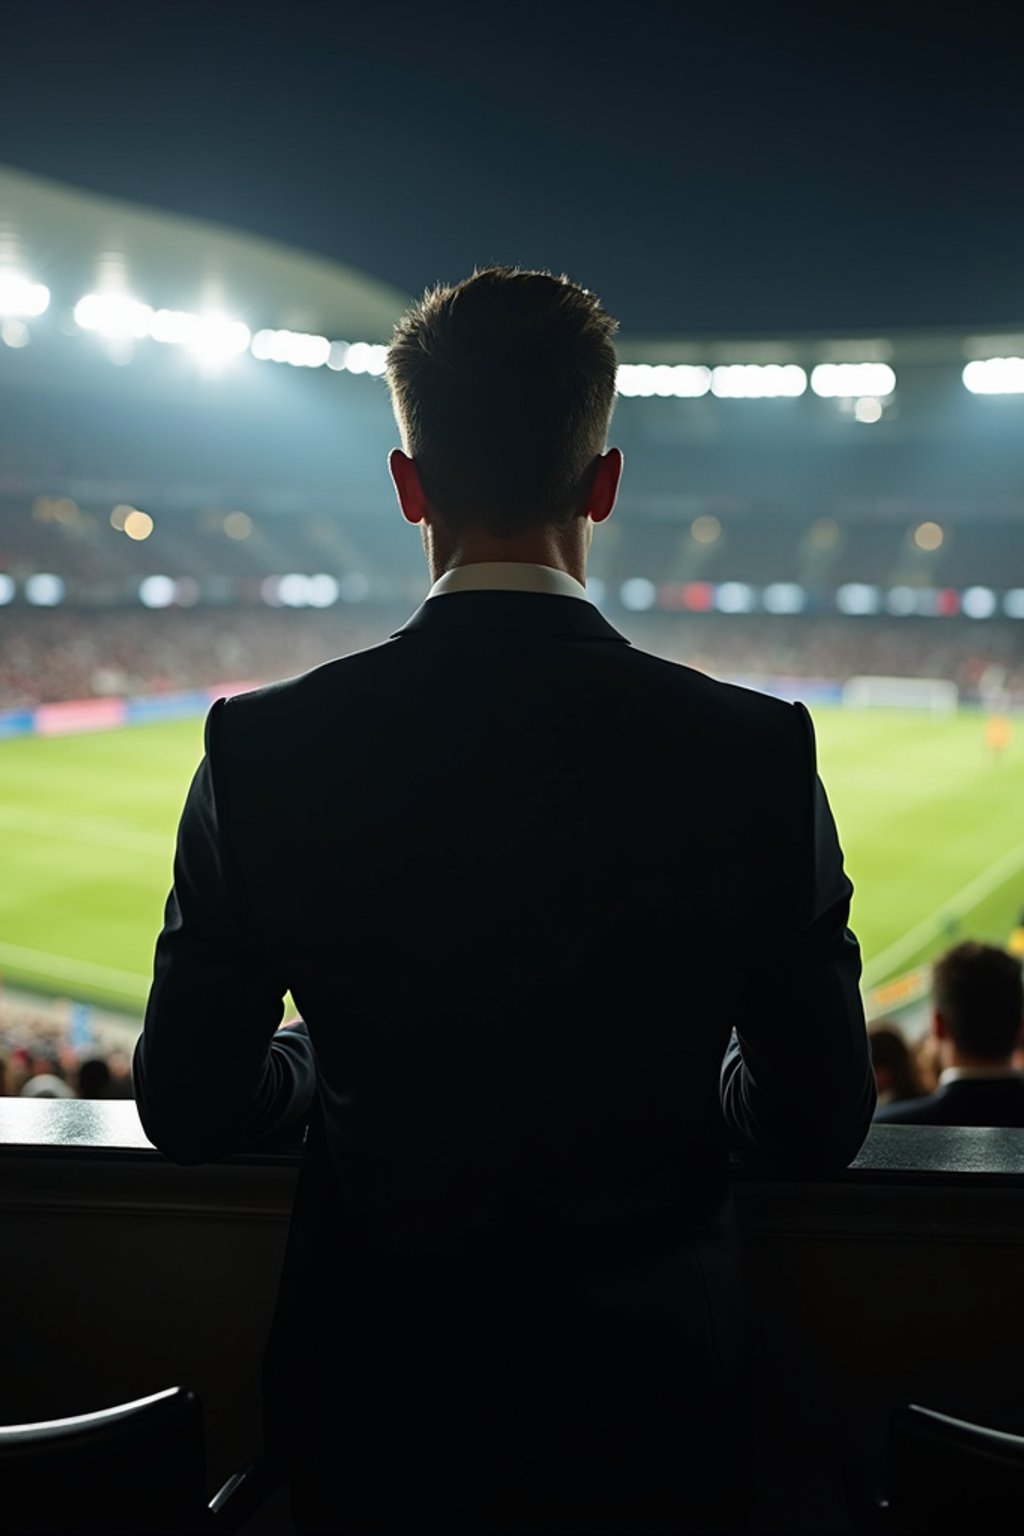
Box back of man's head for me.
[933,941,1024,1062]
[387,267,619,536]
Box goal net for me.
[841,675,959,716]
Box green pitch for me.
[0,708,1022,1014]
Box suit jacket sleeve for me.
[133,698,317,1165]
[719,703,876,1170]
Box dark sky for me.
[3,2,1023,335]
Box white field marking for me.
[0,940,150,1000]
[861,832,1024,989]
[0,804,169,857]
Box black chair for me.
[0,1385,284,1536]
[879,1403,1024,1535]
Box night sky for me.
[3,2,1023,335]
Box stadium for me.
[1,163,1022,1048]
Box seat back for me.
[0,1385,209,1536]
[887,1403,1024,1535]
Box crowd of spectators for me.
[0,991,136,1100]
[3,606,1024,709]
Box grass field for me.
[0,708,1022,1013]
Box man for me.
[134,268,875,1534]
[875,941,1024,1126]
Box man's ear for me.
[587,447,623,526]
[389,449,431,526]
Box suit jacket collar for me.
[391,590,632,645]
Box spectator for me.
[77,1057,112,1099]
[875,942,1024,1125]
[870,1023,925,1108]
[20,1071,74,1099]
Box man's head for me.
[932,941,1024,1066]
[386,267,621,571]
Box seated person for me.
[875,941,1024,1125]
[869,1022,925,1108]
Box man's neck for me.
[426,528,588,587]
[943,1049,1015,1072]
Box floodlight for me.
[139,575,176,609]
[327,341,350,371]
[962,357,1024,394]
[25,573,65,606]
[710,364,806,399]
[691,515,721,545]
[619,578,657,611]
[73,292,154,338]
[836,583,881,616]
[886,586,916,616]
[189,314,251,362]
[715,581,755,613]
[0,573,14,605]
[961,585,997,619]
[343,342,388,376]
[0,274,50,317]
[150,309,200,345]
[854,397,883,424]
[1,320,29,348]
[123,510,154,541]
[278,574,311,607]
[307,573,340,607]
[1003,589,1024,619]
[811,363,896,398]
[762,582,807,614]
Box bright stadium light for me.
[149,308,201,345]
[1004,589,1024,619]
[0,273,50,317]
[710,364,807,399]
[138,575,176,609]
[620,578,657,611]
[762,582,807,614]
[1,319,30,348]
[616,363,711,398]
[343,341,388,376]
[0,573,15,605]
[854,397,884,424]
[306,573,340,607]
[962,358,1024,394]
[25,573,65,606]
[962,585,997,619]
[886,586,917,616]
[278,574,311,607]
[691,514,721,545]
[74,292,154,338]
[327,341,350,371]
[251,328,331,368]
[189,313,251,362]
[715,581,755,613]
[811,363,896,398]
[836,583,881,616]
[123,509,154,541]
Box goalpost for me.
[841,675,960,716]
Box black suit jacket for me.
[134,591,874,1532]
[874,1075,1024,1126]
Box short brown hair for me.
[387,266,619,535]
[933,941,1024,1060]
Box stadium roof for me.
[0,164,410,340]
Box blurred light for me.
[326,341,350,371]
[1003,589,1024,619]
[0,274,50,317]
[342,341,388,376]
[110,504,132,531]
[585,576,606,605]
[762,582,807,614]
[811,363,896,398]
[278,574,311,607]
[74,292,154,338]
[616,363,711,398]
[715,581,755,613]
[886,586,916,616]
[123,509,154,541]
[913,521,944,552]
[25,573,65,606]
[619,577,657,611]
[307,573,340,607]
[962,585,997,619]
[149,309,200,345]
[710,364,806,399]
[937,589,960,617]
[808,517,841,550]
[963,358,1024,394]
[691,514,722,545]
[1,319,29,348]
[138,575,176,609]
[836,582,881,616]
[251,328,331,368]
[190,314,250,362]
[0,573,15,605]
[222,511,253,540]
[681,581,715,612]
[260,577,282,607]
[854,396,884,424]
[339,571,370,603]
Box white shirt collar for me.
[426,562,591,603]
[938,1066,1022,1085]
